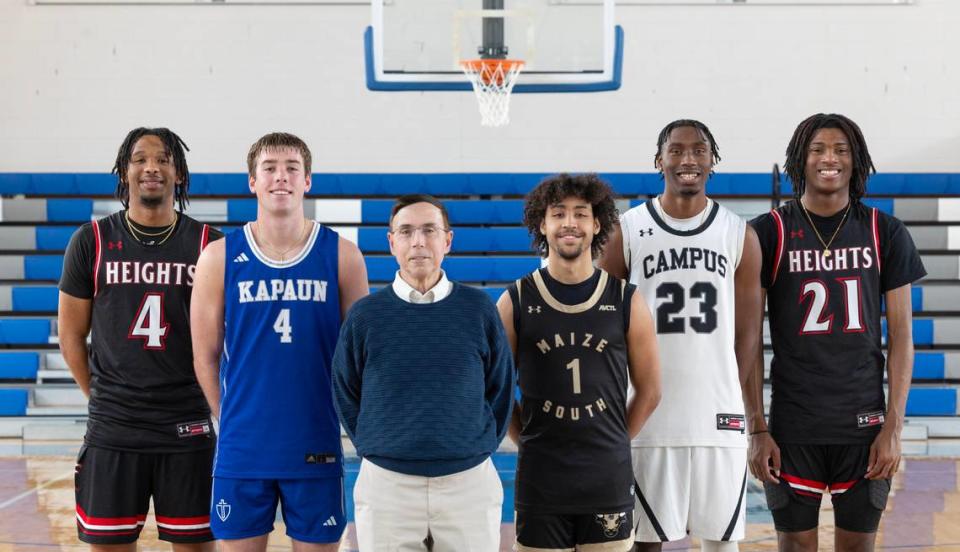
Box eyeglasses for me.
[390,224,450,241]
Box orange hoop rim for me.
[459,58,525,72]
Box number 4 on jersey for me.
[274,308,293,343]
[129,293,170,350]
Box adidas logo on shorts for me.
[322,516,337,527]
[233,252,250,263]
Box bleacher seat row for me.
[0,173,958,438]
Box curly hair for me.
[523,173,619,259]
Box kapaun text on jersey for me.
[237,279,329,303]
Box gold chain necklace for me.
[125,210,178,246]
[254,219,310,262]
[799,199,850,259]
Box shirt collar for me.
[392,270,452,304]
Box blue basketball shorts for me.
[210,476,346,543]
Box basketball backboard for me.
[365,0,622,93]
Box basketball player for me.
[58,127,221,550]
[598,120,763,552]
[748,114,925,552]
[498,173,662,552]
[191,132,368,551]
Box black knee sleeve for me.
[764,481,820,533]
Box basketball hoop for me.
[460,59,524,127]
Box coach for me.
[332,194,514,551]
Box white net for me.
[460,60,524,127]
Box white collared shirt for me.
[391,271,452,304]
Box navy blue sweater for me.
[332,283,515,477]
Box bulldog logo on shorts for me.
[216,499,231,522]
[595,512,627,538]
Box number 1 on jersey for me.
[129,293,169,350]
[567,358,581,395]
[274,308,293,343]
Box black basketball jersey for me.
[59,212,222,452]
[510,268,634,514]
[751,201,925,445]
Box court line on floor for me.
[0,469,74,510]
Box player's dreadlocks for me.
[112,127,191,212]
[654,119,722,173]
[523,173,619,259]
[784,113,875,204]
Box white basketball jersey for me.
[623,198,747,448]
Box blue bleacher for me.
[0,319,50,345]
[35,227,77,250]
[906,388,958,416]
[0,389,29,416]
[0,352,39,380]
[913,352,946,379]
[5,173,960,197]
[47,199,93,222]
[24,256,63,280]
[12,287,59,311]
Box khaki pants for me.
[354,457,503,552]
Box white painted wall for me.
[0,0,957,173]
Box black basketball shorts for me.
[763,443,891,533]
[515,509,634,551]
[75,445,215,544]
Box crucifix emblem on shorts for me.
[216,499,231,522]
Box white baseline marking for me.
[0,469,74,510]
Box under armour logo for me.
[637,228,654,237]
[790,229,805,239]
[107,241,123,250]
[215,499,231,522]
[528,306,541,314]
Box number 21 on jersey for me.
[799,277,864,334]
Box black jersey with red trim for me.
[59,212,223,452]
[750,201,925,444]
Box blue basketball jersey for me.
[216,222,342,479]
